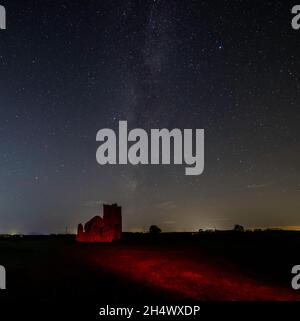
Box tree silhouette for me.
[149,225,162,234]
[234,224,244,232]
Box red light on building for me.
[76,203,122,242]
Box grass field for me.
[0,231,300,302]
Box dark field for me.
[0,231,300,303]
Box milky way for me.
[0,0,299,234]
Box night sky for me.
[0,0,299,234]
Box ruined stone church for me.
[76,203,122,242]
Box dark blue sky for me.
[0,0,299,234]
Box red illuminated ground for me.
[1,233,300,302]
[69,234,300,301]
